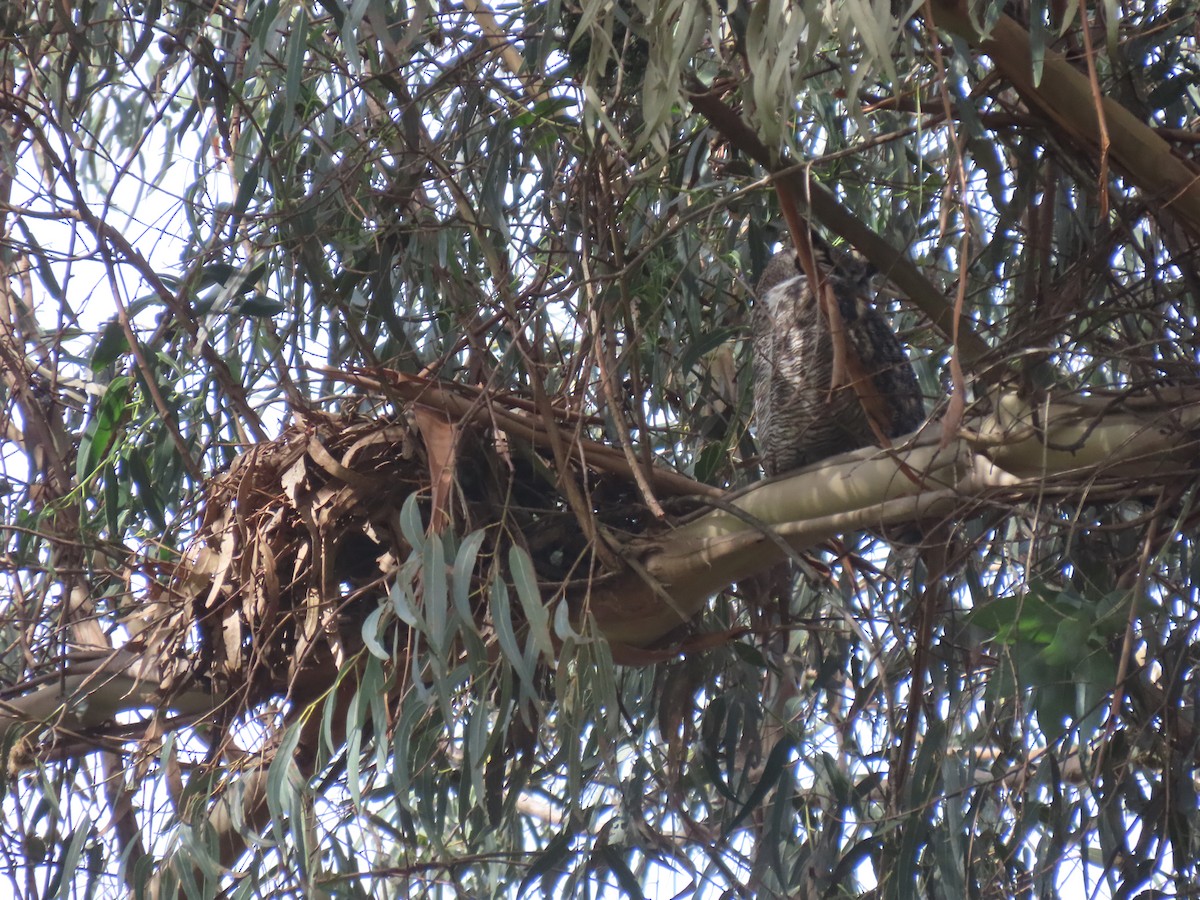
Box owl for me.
[751,239,925,476]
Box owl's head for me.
[755,232,875,298]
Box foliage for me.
[1,0,1200,897]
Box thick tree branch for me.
[924,0,1200,239]
[585,392,1200,644]
[4,391,1197,747]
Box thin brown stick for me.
[1075,0,1111,219]
[590,306,666,518]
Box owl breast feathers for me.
[751,246,925,476]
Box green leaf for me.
[391,695,429,813]
[103,460,120,535]
[518,832,572,898]
[266,722,305,847]
[346,656,383,810]
[361,603,389,660]
[451,528,487,626]
[491,579,536,690]
[50,815,92,899]
[969,588,1061,646]
[1029,0,1048,85]
[679,326,735,375]
[390,568,421,629]
[597,846,646,900]
[91,319,130,370]
[399,492,426,552]
[509,544,553,661]
[194,262,240,290]
[1041,614,1092,666]
[281,7,310,135]
[125,448,167,530]
[423,534,449,653]
[1034,681,1075,740]
[236,294,287,317]
[725,737,793,835]
[77,376,131,483]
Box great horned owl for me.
[751,239,925,476]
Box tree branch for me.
[924,0,1200,239]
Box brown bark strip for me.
[410,404,459,535]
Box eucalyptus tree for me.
[1,0,1199,897]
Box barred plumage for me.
[751,243,925,476]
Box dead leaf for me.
[412,404,458,534]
